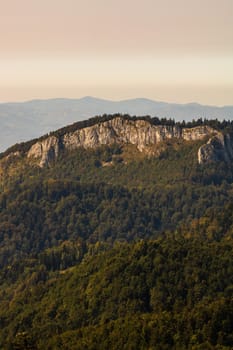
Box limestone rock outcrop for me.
[182,125,215,141]
[27,136,61,167]
[198,133,233,164]
[26,116,223,167]
[62,118,184,153]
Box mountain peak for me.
[21,115,220,167]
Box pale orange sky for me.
[0,0,232,105]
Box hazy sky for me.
[0,0,232,105]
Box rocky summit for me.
[1,115,233,169]
[25,116,232,167]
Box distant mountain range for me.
[0,96,232,152]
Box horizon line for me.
[0,96,232,108]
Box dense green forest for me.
[0,115,233,349]
[1,231,233,349]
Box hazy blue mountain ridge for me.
[0,96,232,152]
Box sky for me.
[0,0,232,105]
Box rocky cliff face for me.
[198,133,233,164]
[27,136,61,167]
[62,119,215,151]
[25,116,231,167]
[62,118,183,153]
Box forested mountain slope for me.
[0,115,233,349]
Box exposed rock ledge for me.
[198,133,233,164]
[26,116,223,167]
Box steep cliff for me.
[198,133,233,164]
[26,117,220,167]
[27,136,61,167]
